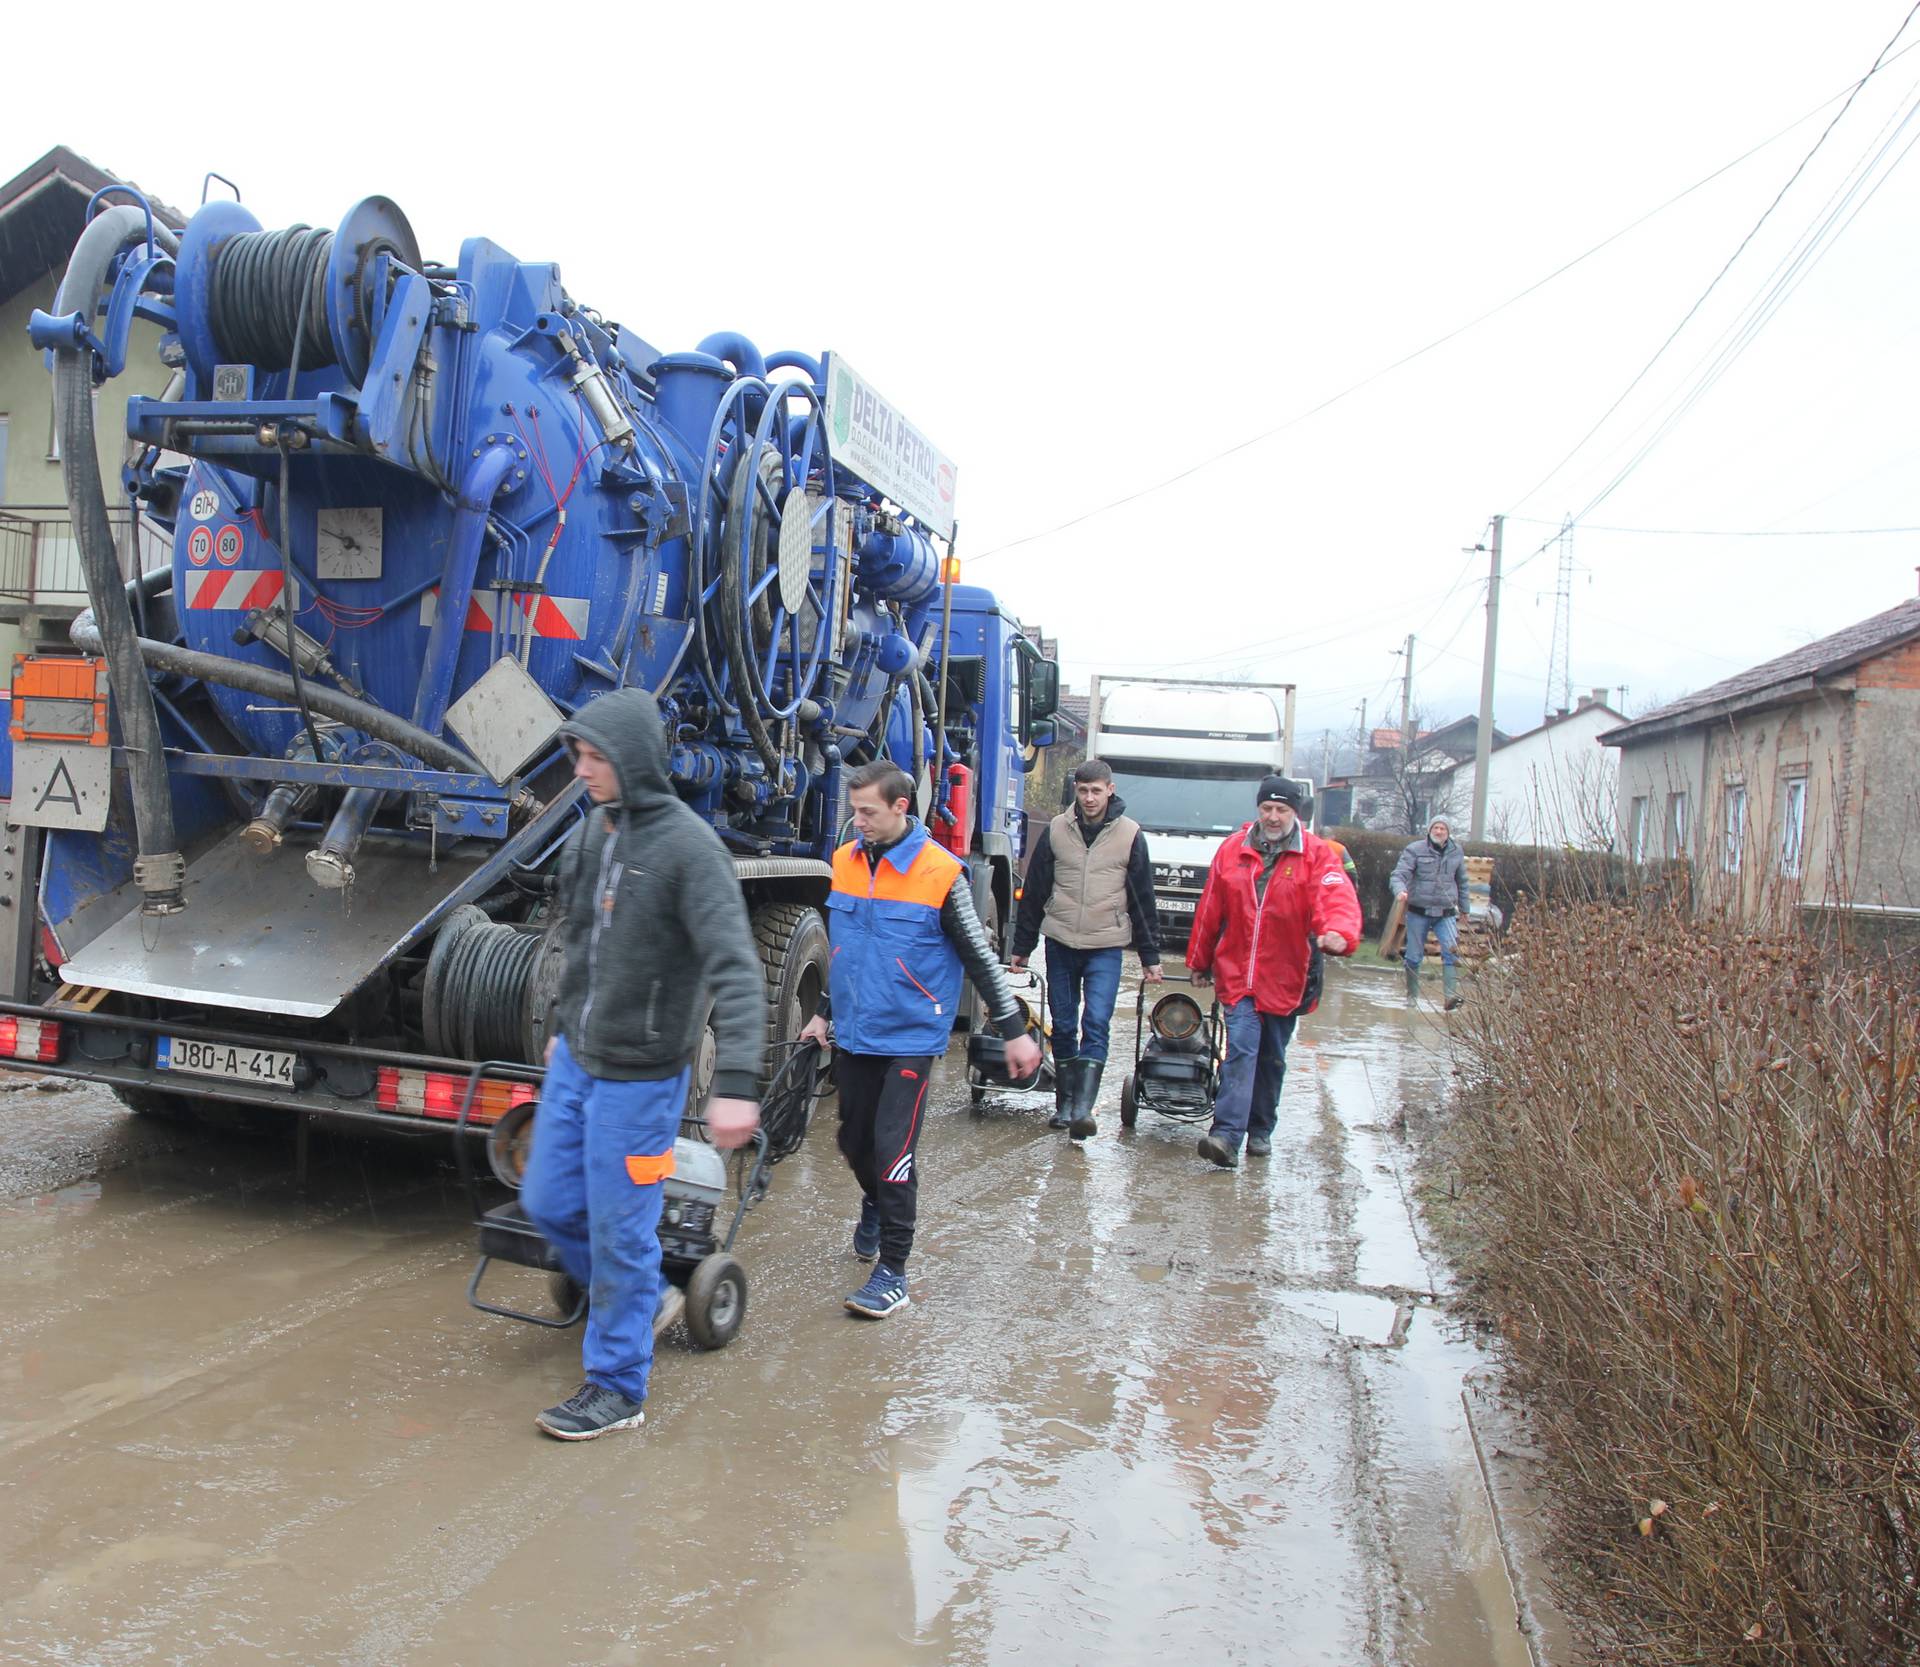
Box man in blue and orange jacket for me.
[802,761,1041,1318]
[1187,775,1361,1169]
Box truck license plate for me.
[156,1036,296,1087]
[1159,898,1197,913]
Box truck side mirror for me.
[1025,658,1059,722]
[1023,719,1056,759]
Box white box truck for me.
[1084,677,1297,948]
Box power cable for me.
[1567,87,1920,525]
[1505,516,1920,535]
[968,39,1920,567]
[1509,1,1920,519]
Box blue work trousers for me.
[1211,996,1299,1149]
[521,1037,688,1405]
[1403,908,1460,969]
[1046,942,1125,1063]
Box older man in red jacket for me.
[1187,776,1361,1169]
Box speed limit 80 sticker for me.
[187,526,214,567]
[214,525,244,566]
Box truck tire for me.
[752,902,829,1065]
[961,863,1000,1035]
[113,1084,198,1124]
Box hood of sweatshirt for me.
[559,688,672,820]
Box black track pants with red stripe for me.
[835,1052,935,1271]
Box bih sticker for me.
[214,525,244,567]
[187,526,214,567]
[189,488,219,521]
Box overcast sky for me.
[10,1,1918,741]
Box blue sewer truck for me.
[0,187,1057,1137]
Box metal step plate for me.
[60,828,489,1018]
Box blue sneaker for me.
[852,1195,880,1260]
[845,1264,910,1319]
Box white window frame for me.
[1723,783,1747,875]
[1779,777,1807,878]
[1667,792,1689,859]
[1629,796,1649,863]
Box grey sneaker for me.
[1245,1136,1272,1157]
[1197,1133,1239,1169]
[535,1381,646,1441]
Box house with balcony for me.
[0,146,185,665]
[1599,593,1920,934]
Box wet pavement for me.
[0,961,1562,1666]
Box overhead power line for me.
[966,39,1920,568]
[1509,0,1920,523]
[1507,517,1920,536]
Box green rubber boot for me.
[1404,964,1420,1001]
[1443,962,1462,1011]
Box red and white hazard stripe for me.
[184,570,286,610]
[419,588,589,641]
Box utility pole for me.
[1469,515,1503,842]
[1399,634,1414,747]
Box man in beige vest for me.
[1012,759,1163,1140]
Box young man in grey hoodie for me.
[522,688,765,1440]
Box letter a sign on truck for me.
[823,353,957,541]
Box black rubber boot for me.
[1069,1059,1103,1141]
[1048,1056,1077,1129]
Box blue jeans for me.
[1403,909,1460,969]
[1211,997,1298,1148]
[1045,942,1124,1062]
[521,1037,688,1404]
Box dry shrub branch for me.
[1446,897,1920,1664]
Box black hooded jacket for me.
[551,689,765,1100]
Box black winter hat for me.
[1256,774,1304,809]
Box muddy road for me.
[0,962,1558,1666]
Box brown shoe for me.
[653,1286,686,1338]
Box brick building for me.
[1601,595,1920,929]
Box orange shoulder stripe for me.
[830,837,959,909]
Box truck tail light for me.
[0,1016,62,1063]
[376,1067,533,1124]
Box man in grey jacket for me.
[1390,815,1470,1009]
[523,688,765,1440]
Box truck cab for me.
[1085,677,1293,950]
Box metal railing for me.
[0,506,144,606]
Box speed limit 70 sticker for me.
[187,526,214,567]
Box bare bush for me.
[1444,899,1920,1664]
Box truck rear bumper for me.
[0,998,538,1136]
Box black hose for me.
[718,453,788,781]
[209,226,336,371]
[52,205,184,912]
[276,240,330,768]
[67,610,484,776]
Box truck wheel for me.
[686,996,717,1123]
[548,1271,586,1322]
[753,902,829,1062]
[686,1252,747,1349]
[961,864,1001,1034]
[1120,1074,1138,1129]
[112,1085,199,1124]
